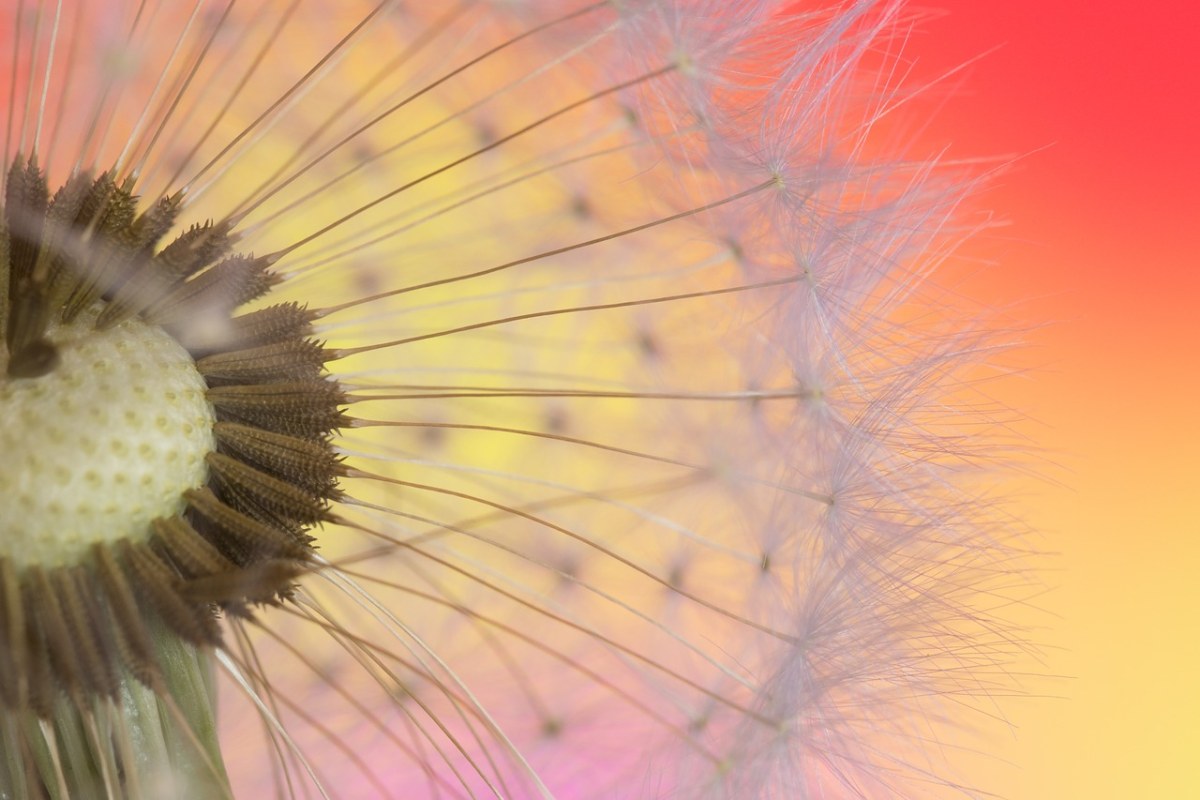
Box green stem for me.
[0,626,232,800]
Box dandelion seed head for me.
[0,0,1030,797]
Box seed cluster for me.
[0,154,347,716]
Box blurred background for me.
[906,2,1199,797]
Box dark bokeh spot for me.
[636,328,659,360]
[475,121,496,147]
[355,267,382,296]
[419,424,446,448]
[725,237,744,263]
[570,194,591,219]
[544,407,568,434]
[556,557,579,584]
[351,142,377,164]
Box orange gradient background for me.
[908,2,1199,798]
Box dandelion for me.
[0,1,1027,798]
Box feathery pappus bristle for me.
[0,1,1031,798]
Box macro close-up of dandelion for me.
[0,1,1032,798]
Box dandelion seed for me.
[0,1,1029,798]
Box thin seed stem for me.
[239,16,618,239]
[216,651,331,800]
[112,0,205,175]
[301,557,724,764]
[337,274,803,357]
[289,596,506,800]
[226,1,473,221]
[350,387,805,401]
[344,470,808,643]
[157,0,303,192]
[127,0,241,181]
[233,2,605,222]
[183,0,395,191]
[16,0,43,158]
[275,65,677,258]
[319,179,776,315]
[317,569,538,800]
[32,0,63,157]
[280,129,644,276]
[250,618,466,799]
[3,0,26,181]
[39,0,83,171]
